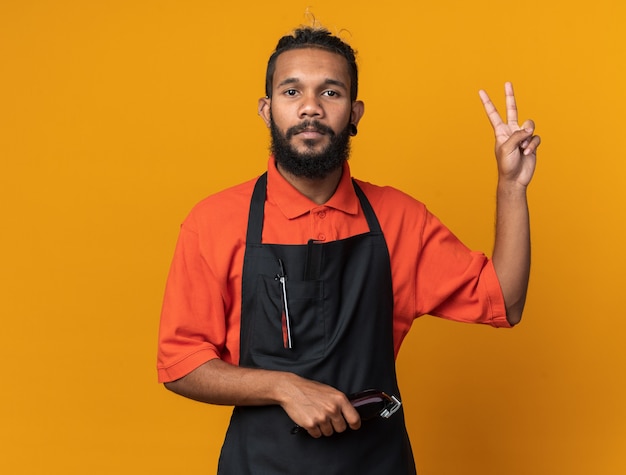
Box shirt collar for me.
[266,156,360,219]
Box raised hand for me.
[479,82,540,187]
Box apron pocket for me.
[250,275,325,362]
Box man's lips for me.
[296,128,326,138]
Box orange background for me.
[1,1,625,474]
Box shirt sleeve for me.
[156,216,227,383]
[415,210,510,328]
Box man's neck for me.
[275,162,343,205]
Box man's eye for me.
[285,89,298,96]
[323,90,338,97]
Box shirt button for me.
[318,211,326,219]
[318,234,326,241]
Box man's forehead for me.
[272,47,351,84]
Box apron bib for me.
[218,173,416,474]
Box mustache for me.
[285,120,336,139]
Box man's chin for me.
[293,138,331,153]
[295,148,335,162]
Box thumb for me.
[501,127,534,156]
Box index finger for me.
[343,400,362,431]
[504,81,519,127]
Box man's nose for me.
[298,93,323,118]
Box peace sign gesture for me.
[479,82,540,188]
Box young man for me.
[157,27,540,474]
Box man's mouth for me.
[297,128,325,137]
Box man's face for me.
[259,48,364,179]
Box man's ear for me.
[351,100,365,127]
[258,97,271,127]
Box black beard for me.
[270,118,351,180]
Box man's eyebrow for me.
[276,77,348,89]
[323,78,348,89]
[276,77,300,88]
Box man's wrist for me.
[496,179,528,200]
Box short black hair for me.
[265,27,358,101]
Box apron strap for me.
[246,172,267,245]
[352,179,383,234]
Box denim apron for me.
[217,173,416,474]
